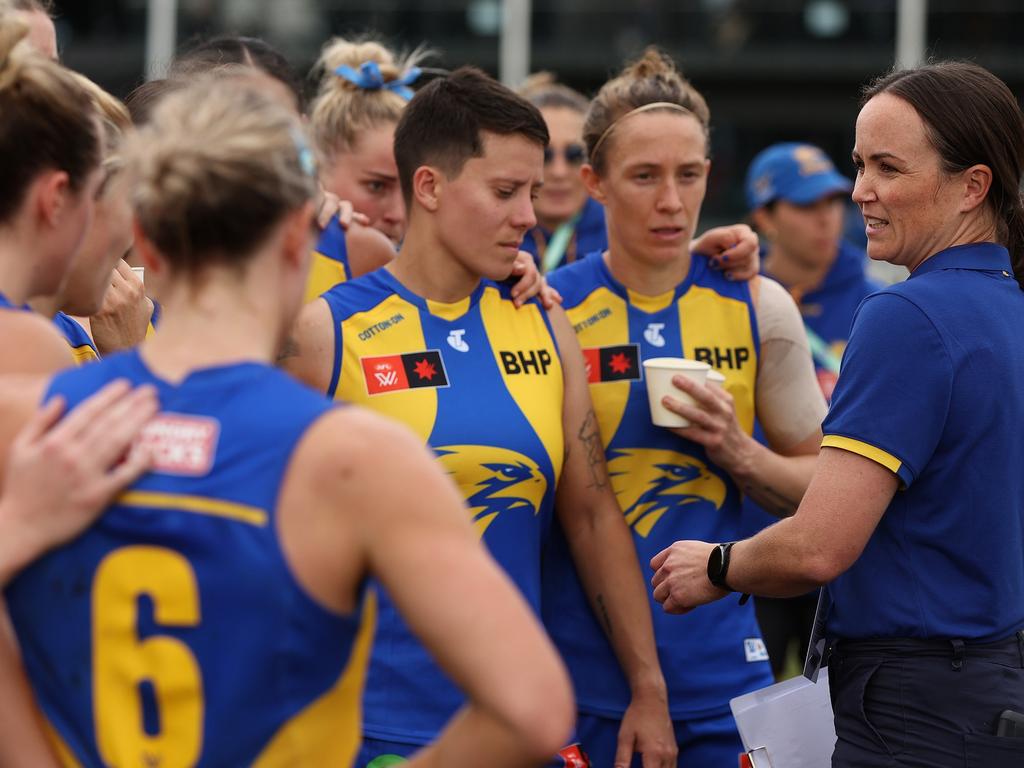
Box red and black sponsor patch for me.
[361,350,449,395]
[582,344,641,383]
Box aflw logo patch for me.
[582,344,641,383]
[133,414,220,476]
[361,350,449,395]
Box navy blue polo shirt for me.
[822,242,1024,642]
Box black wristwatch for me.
[707,542,737,591]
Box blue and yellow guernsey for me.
[53,312,100,365]
[322,268,564,744]
[5,350,374,768]
[304,217,351,303]
[544,251,773,719]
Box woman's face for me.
[758,196,845,269]
[59,173,134,316]
[34,165,104,298]
[534,106,589,228]
[852,93,966,271]
[323,121,405,244]
[586,111,709,267]
[435,131,542,284]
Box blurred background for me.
[54,0,1024,230]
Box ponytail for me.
[1005,195,1024,291]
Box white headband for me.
[590,102,696,164]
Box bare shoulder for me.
[298,406,428,485]
[280,297,334,392]
[277,403,460,612]
[279,406,431,516]
[345,223,396,279]
[0,375,50,491]
[753,276,803,339]
[0,312,73,375]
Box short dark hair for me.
[864,61,1024,290]
[393,66,549,205]
[172,35,305,111]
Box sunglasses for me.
[544,144,587,166]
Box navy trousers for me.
[828,633,1024,767]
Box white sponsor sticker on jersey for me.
[134,414,220,476]
[744,637,770,663]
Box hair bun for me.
[0,16,29,91]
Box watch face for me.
[707,544,725,583]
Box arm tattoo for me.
[596,593,614,638]
[577,409,608,490]
[743,483,798,518]
[276,337,299,364]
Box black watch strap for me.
[707,542,736,591]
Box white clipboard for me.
[730,667,837,768]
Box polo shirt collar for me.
[911,242,1011,279]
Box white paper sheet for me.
[730,667,837,768]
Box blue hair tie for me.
[333,61,422,101]
[290,127,317,178]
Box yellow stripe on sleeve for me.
[821,435,903,475]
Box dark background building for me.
[55,1,1024,226]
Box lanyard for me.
[804,323,842,375]
[540,211,583,274]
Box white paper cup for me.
[131,266,145,285]
[642,357,711,427]
[707,370,726,388]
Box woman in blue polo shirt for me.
[651,61,1024,766]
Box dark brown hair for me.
[393,66,549,206]
[584,46,710,173]
[172,35,304,111]
[0,16,101,224]
[864,61,1024,290]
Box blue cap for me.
[745,142,852,210]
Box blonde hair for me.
[584,47,710,173]
[309,36,430,159]
[11,0,53,13]
[0,15,101,223]
[67,71,133,195]
[123,78,317,272]
[518,71,588,114]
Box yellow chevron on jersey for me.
[53,313,100,366]
[607,448,726,537]
[335,293,438,442]
[677,285,758,433]
[70,345,99,365]
[252,592,377,768]
[479,288,564,478]
[303,218,351,303]
[564,285,632,445]
[304,252,349,303]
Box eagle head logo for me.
[607,448,727,537]
[435,445,547,537]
